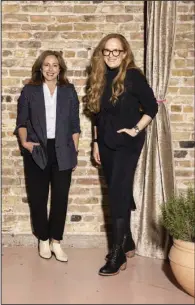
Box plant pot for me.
[168,239,195,297]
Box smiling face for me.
[41,55,60,83]
[102,38,126,69]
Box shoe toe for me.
[99,267,106,274]
[40,252,52,259]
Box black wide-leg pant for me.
[23,139,72,241]
[98,140,144,243]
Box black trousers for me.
[99,142,144,244]
[23,139,72,241]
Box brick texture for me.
[2,1,194,239]
[166,1,195,191]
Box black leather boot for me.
[105,233,135,260]
[99,244,127,276]
[123,234,136,258]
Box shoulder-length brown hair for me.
[28,50,69,86]
[84,33,140,113]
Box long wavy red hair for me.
[84,33,139,113]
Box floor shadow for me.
[161,259,188,295]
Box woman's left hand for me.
[117,128,137,137]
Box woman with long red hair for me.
[84,34,158,276]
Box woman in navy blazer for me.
[14,50,81,262]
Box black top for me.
[94,67,158,150]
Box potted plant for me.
[161,186,195,297]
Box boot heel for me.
[126,249,135,258]
[120,262,127,271]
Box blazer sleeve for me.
[70,84,81,134]
[13,85,29,136]
[129,69,158,119]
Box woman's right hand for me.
[22,141,40,153]
[93,142,101,165]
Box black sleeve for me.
[70,84,81,134]
[128,69,158,119]
[93,113,98,126]
[13,85,29,136]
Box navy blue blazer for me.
[14,84,81,170]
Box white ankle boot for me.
[50,242,68,262]
[39,239,52,259]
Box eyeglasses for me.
[102,49,124,57]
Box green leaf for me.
[160,186,195,242]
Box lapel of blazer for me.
[55,85,63,133]
[34,85,47,146]
[55,86,70,140]
[34,85,68,144]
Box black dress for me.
[94,67,158,217]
